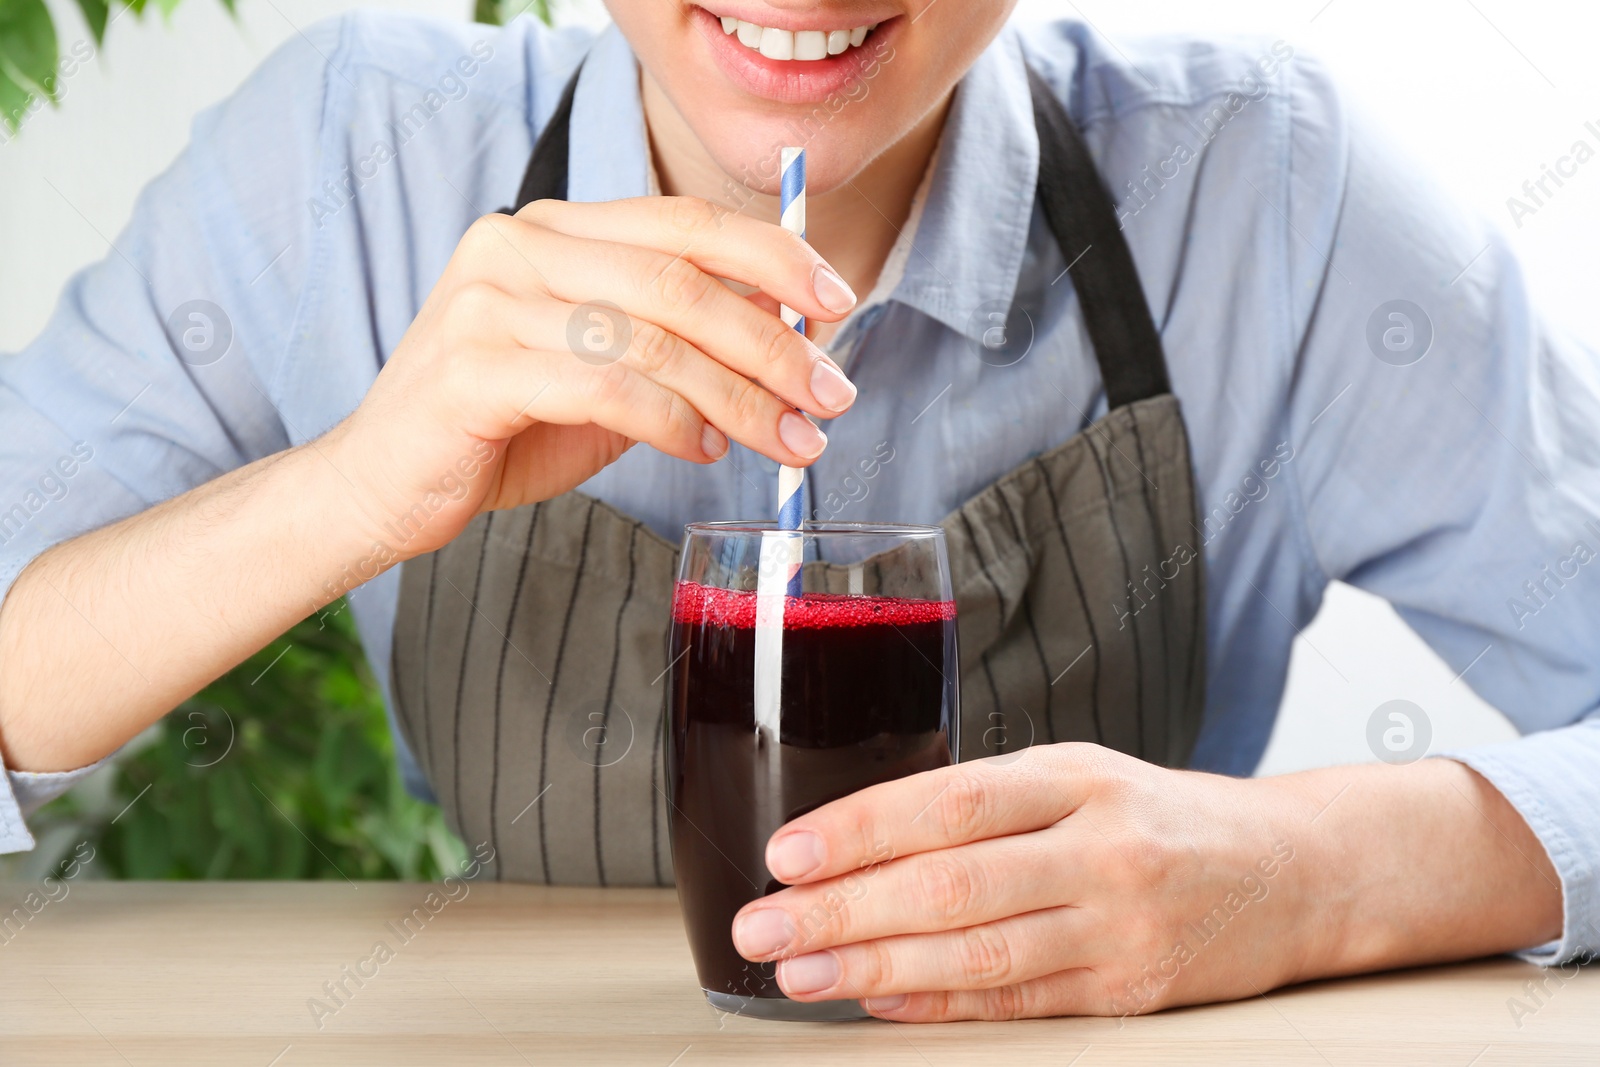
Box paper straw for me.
[776,147,807,597]
[752,148,809,762]
[779,148,808,337]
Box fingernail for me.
[812,263,857,315]
[767,830,824,882]
[809,361,857,413]
[779,952,841,995]
[779,411,827,459]
[732,908,793,958]
[865,995,908,1013]
[701,423,728,460]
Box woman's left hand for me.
[729,743,1321,1021]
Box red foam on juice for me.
[672,581,956,630]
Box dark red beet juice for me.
[666,581,958,1003]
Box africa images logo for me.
[1365,300,1433,367]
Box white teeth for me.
[722,16,878,60]
[758,26,794,60]
[794,29,828,61]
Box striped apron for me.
[388,66,1207,886]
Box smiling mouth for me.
[689,6,897,104]
[701,8,884,61]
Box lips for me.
[690,5,899,104]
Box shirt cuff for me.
[0,757,108,854]
[1441,716,1600,966]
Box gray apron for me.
[388,67,1206,886]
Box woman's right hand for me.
[327,196,860,559]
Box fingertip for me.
[812,263,858,316]
[700,423,729,462]
[863,994,910,1017]
[778,411,827,460]
[810,360,857,414]
[766,829,825,884]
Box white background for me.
[3,0,1598,775]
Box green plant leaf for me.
[0,62,30,133]
[24,600,468,882]
[73,0,109,46]
[0,0,60,98]
[474,1,555,26]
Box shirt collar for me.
[564,22,1042,344]
[888,26,1041,342]
[568,23,653,204]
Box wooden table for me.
[0,883,1593,1065]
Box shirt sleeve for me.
[0,18,348,847]
[0,761,109,852]
[1279,60,1600,964]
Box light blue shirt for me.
[2,13,1597,963]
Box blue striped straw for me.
[777,147,807,597]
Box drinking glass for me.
[666,522,959,1022]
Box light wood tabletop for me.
[0,881,1593,1065]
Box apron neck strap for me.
[1027,67,1172,408]
[509,60,1173,408]
[510,62,584,209]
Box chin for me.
[687,108,902,198]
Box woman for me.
[0,1,1591,1020]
